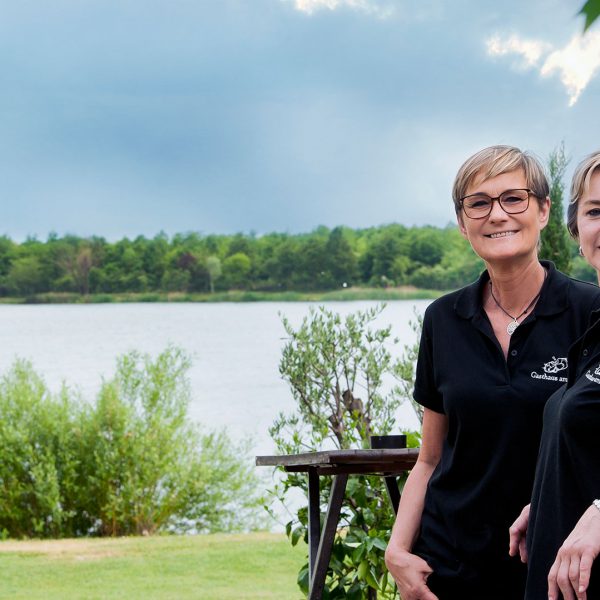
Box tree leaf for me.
[580,0,600,31]
[297,564,309,593]
[372,537,388,552]
[291,525,304,546]
[357,560,368,580]
[365,566,380,590]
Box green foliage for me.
[360,225,408,286]
[0,208,576,298]
[540,142,571,273]
[0,349,263,539]
[222,252,252,289]
[0,224,492,300]
[5,255,45,296]
[325,227,358,287]
[271,305,422,599]
[407,228,444,267]
[394,312,424,424]
[408,228,483,290]
[571,255,597,283]
[580,0,600,31]
[206,255,222,293]
[0,362,82,538]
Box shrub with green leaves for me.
[0,361,84,537]
[271,304,421,599]
[0,349,263,538]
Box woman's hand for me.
[547,505,600,600]
[384,546,439,600]
[509,503,530,563]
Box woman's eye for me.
[503,196,524,205]
[586,208,600,217]
[469,199,490,209]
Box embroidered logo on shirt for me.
[585,364,600,384]
[543,356,568,373]
[531,356,568,382]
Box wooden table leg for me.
[308,468,320,581]
[384,475,401,514]
[308,473,348,600]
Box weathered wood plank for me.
[256,448,419,469]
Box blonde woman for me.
[511,151,600,600]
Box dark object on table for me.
[370,434,407,449]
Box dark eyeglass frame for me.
[459,188,535,219]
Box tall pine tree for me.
[540,142,571,274]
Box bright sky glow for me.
[486,35,550,69]
[486,30,600,106]
[541,32,600,106]
[288,0,393,17]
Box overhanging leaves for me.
[580,0,600,31]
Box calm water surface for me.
[0,301,430,455]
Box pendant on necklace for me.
[507,320,519,335]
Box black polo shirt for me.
[526,310,600,599]
[411,261,600,595]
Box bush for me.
[0,349,263,538]
[270,305,421,599]
[0,362,83,537]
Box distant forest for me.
[0,224,594,298]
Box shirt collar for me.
[454,261,568,319]
[587,307,600,330]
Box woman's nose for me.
[488,198,509,220]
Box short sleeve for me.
[413,307,445,414]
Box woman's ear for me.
[539,196,551,229]
[457,213,468,239]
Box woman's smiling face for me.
[577,170,600,277]
[458,168,550,266]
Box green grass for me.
[0,533,306,600]
[0,286,444,305]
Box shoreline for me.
[0,286,445,305]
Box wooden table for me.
[256,448,419,600]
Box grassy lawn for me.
[0,532,306,600]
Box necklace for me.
[489,269,547,335]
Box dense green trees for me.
[1,216,584,298]
[0,224,488,298]
[540,143,571,273]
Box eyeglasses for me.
[459,189,534,219]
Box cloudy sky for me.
[2,0,600,240]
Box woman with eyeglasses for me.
[509,151,600,600]
[384,145,600,600]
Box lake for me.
[0,300,430,456]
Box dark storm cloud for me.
[0,0,596,239]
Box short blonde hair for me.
[452,145,549,215]
[567,151,600,239]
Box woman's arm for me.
[384,408,448,600]
[547,504,600,600]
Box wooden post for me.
[309,473,348,600]
[308,468,320,580]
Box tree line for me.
[0,220,593,299]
